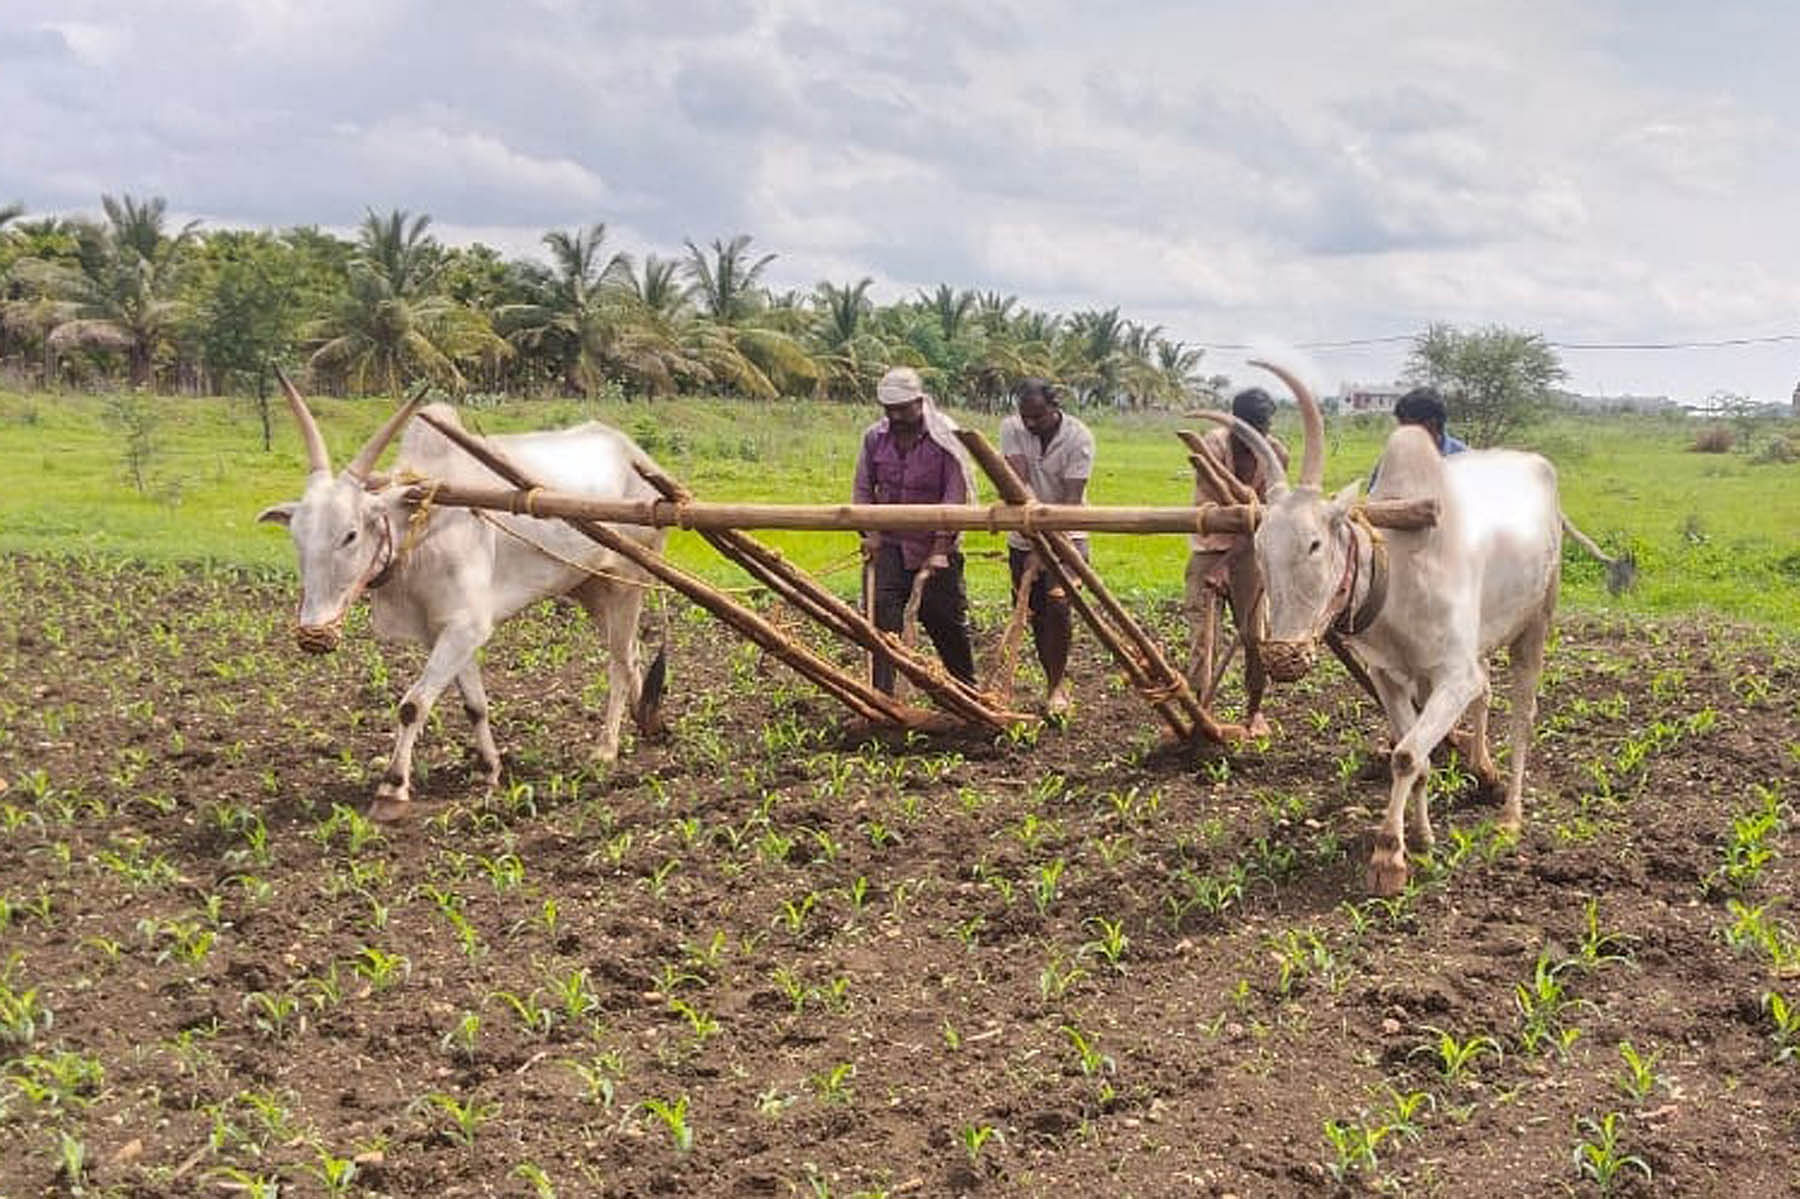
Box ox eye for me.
[341,529,358,547]
[1308,538,1322,554]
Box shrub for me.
[1689,424,1734,453]
[1752,435,1798,465]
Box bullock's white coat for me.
[1251,376,1565,894]
[263,402,667,819]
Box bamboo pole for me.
[402,483,1439,535]
[413,413,921,727]
[629,458,1026,730]
[1176,430,1256,507]
[954,429,1237,743]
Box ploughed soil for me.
[1,555,1797,1198]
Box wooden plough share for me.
[409,413,1437,741]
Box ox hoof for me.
[1367,852,1409,897]
[369,795,413,823]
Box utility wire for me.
[1192,331,1800,352]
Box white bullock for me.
[258,373,667,820]
[1234,361,1570,894]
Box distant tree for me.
[498,223,678,397]
[810,277,889,402]
[0,216,80,377]
[24,193,201,387]
[1155,339,1207,406]
[192,230,306,448]
[355,209,442,298]
[309,209,504,395]
[1403,323,1566,447]
[683,234,775,324]
[626,253,688,320]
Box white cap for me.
[876,367,927,407]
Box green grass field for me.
[1,388,1795,627]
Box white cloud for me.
[2,0,1797,400]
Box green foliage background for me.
[1,389,1795,628]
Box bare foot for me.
[1246,713,1271,739]
[1045,682,1073,717]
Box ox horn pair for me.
[274,366,428,482]
[1194,359,1327,497]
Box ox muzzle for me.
[1260,637,1318,683]
[296,622,344,654]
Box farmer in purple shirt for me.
[854,367,978,695]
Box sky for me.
[3,0,1798,404]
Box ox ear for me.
[1327,479,1362,516]
[257,501,298,528]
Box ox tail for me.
[1561,513,1637,596]
[631,590,672,738]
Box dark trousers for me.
[871,544,975,694]
[1008,543,1085,640]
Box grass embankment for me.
[1,389,1795,627]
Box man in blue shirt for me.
[1393,387,1467,454]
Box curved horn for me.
[1249,359,1324,490]
[345,383,430,482]
[274,366,331,476]
[1193,411,1288,499]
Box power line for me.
[1553,333,1800,351]
[1192,331,1800,352]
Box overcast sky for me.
[4,0,1797,402]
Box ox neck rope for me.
[363,511,398,591]
[1330,518,1387,637]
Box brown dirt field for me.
[1,555,1796,1198]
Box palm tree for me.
[975,291,1017,336]
[683,234,775,324]
[810,278,891,402]
[24,193,200,387]
[626,253,688,320]
[1155,339,1207,407]
[308,208,507,395]
[355,209,442,298]
[678,234,818,398]
[309,266,503,395]
[1062,307,1130,406]
[920,284,977,345]
[497,224,650,396]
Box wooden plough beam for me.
[415,412,953,731]
[397,486,1440,537]
[408,414,1440,737]
[626,458,1029,731]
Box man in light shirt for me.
[1000,379,1095,715]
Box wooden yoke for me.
[414,412,925,728]
[629,458,1029,732]
[954,429,1241,746]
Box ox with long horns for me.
[258,372,668,820]
[1226,360,1582,894]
